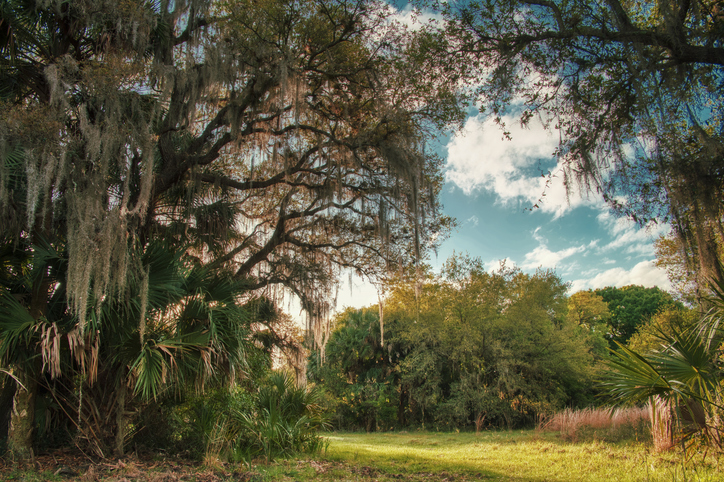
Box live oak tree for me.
[0,0,458,457]
[435,0,724,290]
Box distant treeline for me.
[308,255,684,431]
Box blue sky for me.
[335,112,671,311]
[328,4,672,312]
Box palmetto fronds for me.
[603,286,724,451]
[232,371,330,463]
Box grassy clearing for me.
[2,420,721,481]
[262,431,723,482]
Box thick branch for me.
[470,8,724,66]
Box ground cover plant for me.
[307,431,722,482]
[3,429,719,481]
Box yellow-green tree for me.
[567,291,611,330]
[360,256,601,428]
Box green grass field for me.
[3,430,722,481]
[263,431,724,482]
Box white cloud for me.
[562,261,581,275]
[520,227,586,269]
[532,226,544,243]
[596,210,667,257]
[522,244,586,270]
[466,215,479,227]
[445,114,601,217]
[568,260,671,293]
[392,4,443,30]
[485,258,514,273]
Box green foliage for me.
[232,371,330,464]
[603,284,724,451]
[594,285,681,347]
[312,255,604,431]
[308,307,400,431]
[153,387,257,461]
[130,371,330,465]
[627,307,698,355]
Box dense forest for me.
[309,256,685,432]
[1,0,724,467]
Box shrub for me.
[231,371,330,464]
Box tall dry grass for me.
[649,397,674,452]
[542,406,651,443]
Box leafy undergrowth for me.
[2,431,723,481]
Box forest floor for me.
[1,430,722,481]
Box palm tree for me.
[603,288,724,451]
[0,232,73,459]
[69,241,267,457]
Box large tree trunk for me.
[7,366,37,461]
[8,195,54,461]
[0,374,16,442]
[8,267,48,461]
[114,381,127,456]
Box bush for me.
[231,371,330,464]
[126,372,329,465]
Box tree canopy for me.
[311,256,604,431]
[435,0,724,288]
[594,285,681,346]
[0,0,458,332]
[0,0,461,457]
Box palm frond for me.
[130,342,165,400]
[0,290,40,365]
[699,276,724,349]
[603,343,672,405]
[651,329,719,404]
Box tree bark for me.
[0,374,16,442]
[114,382,127,457]
[7,366,36,461]
[8,194,54,461]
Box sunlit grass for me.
[262,430,724,482]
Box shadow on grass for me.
[315,431,713,482]
[320,432,557,481]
